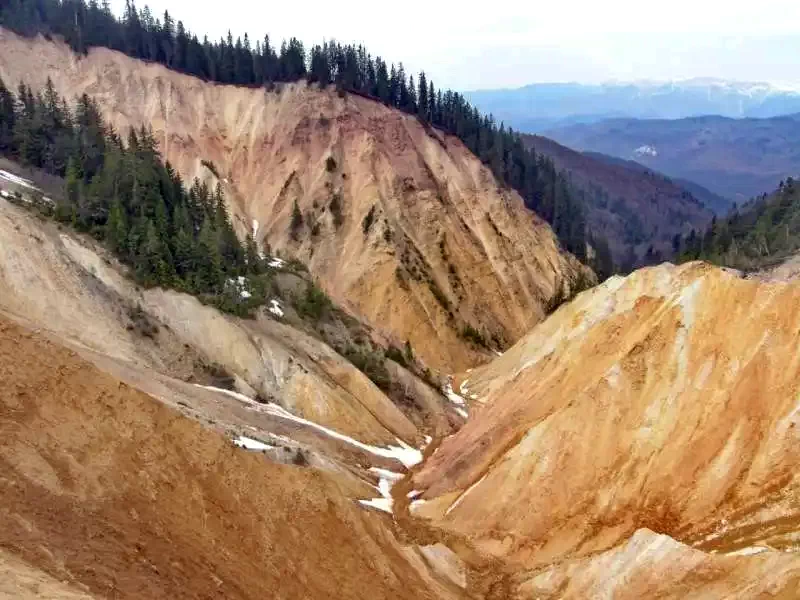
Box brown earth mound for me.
[0,316,462,599]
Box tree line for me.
[0,75,268,314]
[676,178,800,271]
[0,0,589,259]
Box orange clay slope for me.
[0,28,591,373]
[413,262,800,583]
[0,315,464,600]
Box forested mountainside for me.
[583,151,732,215]
[546,113,800,201]
[678,177,800,271]
[527,134,715,272]
[0,79,440,395]
[0,77,269,315]
[0,0,589,258]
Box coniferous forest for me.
[677,178,800,271]
[0,0,591,260]
[0,75,267,315]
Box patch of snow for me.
[634,144,658,157]
[360,467,402,514]
[252,219,259,239]
[196,384,257,405]
[358,498,393,513]
[0,190,10,199]
[369,467,404,482]
[454,407,468,420]
[225,276,252,300]
[377,476,392,499]
[195,384,423,468]
[445,473,488,516]
[410,499,427,510]
[460,380,480,403]
[268,257,285,268]
[407,490,423,499]
[727,546,770,556]
[268,299,284,317]
[443,381,466,406]
[0,169,38,190]
[234,436,274,451]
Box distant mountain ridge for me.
[527,135,718,267]
[545,114,800,201]
[581,151,732,215]
[466,78,800,132]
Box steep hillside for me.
[546,114,800,201]
[0,28,591,373]
[583,151,732,215]
[527,134,715,265]
[0,194,434,448]
[679,178,800,272]
[411,262,800,594]
[466,79,800,132]
[0,315,464,600]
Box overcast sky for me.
[108,0,800,91]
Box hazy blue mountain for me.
[545,114,800,201]
[466,79,800,132]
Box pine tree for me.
[138,218,172,283]
[375,59,389,102]
[0,76,16,154]
[290,199,304,240]
[197,217,222,291]
[417,72,428,120]
[106,196,128,252]
[244,233,261,274]
[308,45,330,85]
[65,155,81,206]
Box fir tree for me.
[106,196,128,252]
[290,199,303,240]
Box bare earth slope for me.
[0,198,420,449]
[412,262,800,595]
[0,316,462,600]
[0,28,589,372]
